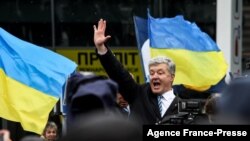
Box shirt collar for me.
[161,89,175,101]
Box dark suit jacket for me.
[97,49,179,125]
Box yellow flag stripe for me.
[0,69,58,134]
[150,48,228,90]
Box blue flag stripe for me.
[0,28,77,98]
[148,14,220,52]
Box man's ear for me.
[171,74,175,82]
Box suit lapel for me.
[163,97,179,117]
[148,91,162,119]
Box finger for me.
[93,25,97,31]
[99,19,104,30]
[98,19,102,30]
[103,20,107,31]
[104,35,111,42]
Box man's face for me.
[149,63,174,94]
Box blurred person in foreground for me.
[204,93,221,124]
[63,71,141,140]
[65,72,121,122]
[218,76,250,124]
[20,135,44,141]
[60,112,141,141]
[93,19,179,125]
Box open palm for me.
[93,19,111,48]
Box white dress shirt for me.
[160,89,176,117]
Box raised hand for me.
[93,19,111,54]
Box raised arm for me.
[93,19,111,54]
[93,19,139,103]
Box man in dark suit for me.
[93,19,178,125]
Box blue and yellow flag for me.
[148,14,228,91]
[133,16,149,81]
[0,28,77,134]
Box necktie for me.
[157,95,163,117]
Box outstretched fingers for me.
[93,19,111,43]
[94,19,105,32]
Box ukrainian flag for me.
[133,16,149,81]
[148,14,228,91]
[0,28,77,134]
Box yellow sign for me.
[56,48,145,84]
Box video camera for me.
[178,98,206,115]
[163,98,207,125]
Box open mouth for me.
[153,80,161,89]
